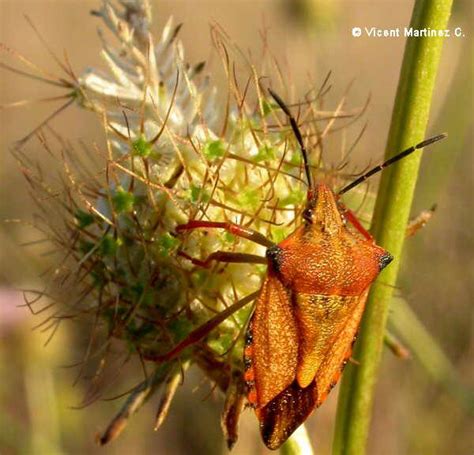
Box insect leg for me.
[384,331,411,359]
[176,220,274,248]
[338,202,373,241]
[340,202,436,240]
[178,251,267,268]
[221,371,247,450]
[140,290,259,363]
[405,204,436,238]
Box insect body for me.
[175,90,446,449]
[243,181,391,449]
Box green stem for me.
[280,424,314,455]
[332,1,453,454]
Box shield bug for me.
[168,90,446,449]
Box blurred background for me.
[0,1,472,454]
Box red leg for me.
[176,220,274,248]
[178,251,267,268]
[141,290,260,363]
[338,202,373,241]
[339,202,435,241]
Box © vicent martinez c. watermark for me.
[351,26,465,38]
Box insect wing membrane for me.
[258,377,318,450]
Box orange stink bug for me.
[152,90,446,449]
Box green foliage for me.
[237,189,260,210]
[208,333,234,355]
[74,209,95,228]
[190,184,210,203]
[132,136,153,157]
[112,188,136,213]
[100,234,122,256]
[203,139,226,160]
[156,233,180,256]
[261,98,274,117]
[254,144,276,162]
[280,189,305,207]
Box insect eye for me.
[302,208,313,223]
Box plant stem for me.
[332,1,453,453]
[280,424,314,455]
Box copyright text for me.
[351,27,465,38]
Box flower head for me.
[9,0,368,447]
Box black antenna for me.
[268,89,313,189]
[338,133,447,195]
